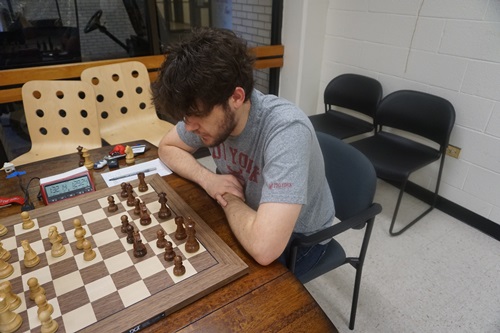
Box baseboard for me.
[387,180,500,242]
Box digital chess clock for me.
[40,166,95,204]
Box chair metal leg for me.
[389,171,443,236]
[347,219,374,329]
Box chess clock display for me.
[40,166,95,204]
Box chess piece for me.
[133,198,141,215]
[125,145,135,165]
[0,223,6,236]
[82,148,94,170]
[139,202,151,225]
[21,211,35,229]
[22,240,40,268]
[35,293,54,316]
[158,192,171,219]
[39,309,58,333]
[0,281,21,311]
[174,216,187,240]
[126,224,135,244]
[0,242,11,262]
[163,241,175,262]
[133,231,147,257]
[185,218,200,253]
[126,184,135,207]
[48,226,66,258]
[28,277,46,301]
[173,255,186,276]
[107,195,118,212]
[0,259,13,279]
[74,219,87,250]
[83,240,96,261]
[121,215,130,233]
[156,229,167,248]
[77,145,84,167]
[120,182,128,198]
[137,172,148,192]
[48,226,63,244]
[0,293,23,333]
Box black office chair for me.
[309,73,383,139]
[350,90,456,236]
[287,132,382,330]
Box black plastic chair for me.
[309,73,383,139]
[287,132,382,330]
[350,90,456,236]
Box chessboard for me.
[0,174,248,332]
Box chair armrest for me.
[291,203,382,248]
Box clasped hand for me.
[202,173,245,207]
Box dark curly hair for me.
[152,27,255,122]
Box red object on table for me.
[0,196,25,207]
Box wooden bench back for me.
[0,45,284,105]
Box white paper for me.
[101,158,172,187]
[40,166,89,185]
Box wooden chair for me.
[81,61,174,146]
[10,80,102,166]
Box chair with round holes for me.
[9,80,102,166]
[81,61,175,146]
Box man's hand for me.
[201,173,245,206]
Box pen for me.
[109,168,157,181]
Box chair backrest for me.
[11,80,101,165]
[80,61,164,143]
[375,90,456,150]
[316,132,377,221]
[324,73,383,118]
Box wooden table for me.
[0,141,338,333]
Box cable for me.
[19,176,40,211]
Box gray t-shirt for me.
[177,89,335,234]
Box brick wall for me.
[232,0,273,93]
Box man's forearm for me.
[158,145,212,188]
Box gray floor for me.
[306,180,500,333]
[198,156,500,332]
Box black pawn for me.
[120,182,128,198]
[156,229,167,248]
[174,216,187,240]
[158,192,171,219]
[120,215,130,233]
[126,184,135,207]
[164,241,175,262]
[126,224,135,244]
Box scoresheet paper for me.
[102,158,172,187]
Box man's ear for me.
[231,87,246,108]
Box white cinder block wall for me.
[281,0,500,225]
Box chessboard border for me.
[0,174,249,332]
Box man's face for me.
[183,103,237,147]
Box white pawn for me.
[83,240,96,261]
[39,309,58,333]
[28,277,45,301]
[74,219,86,250]
[21,211,35,229]
[35,294,53,317]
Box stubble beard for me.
[206,104,237,147]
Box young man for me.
[152,27,334,277]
